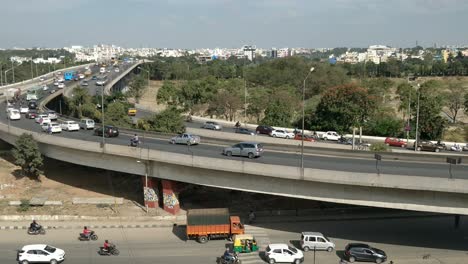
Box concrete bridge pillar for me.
[142,177,159,209]
[162,180,180,215]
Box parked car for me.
[7,109,21,120]
[170,133,201,145]
[223,142,264,159]
[235,127,255,135]
[270,129,295,139]
[42,122,62,133]
[17,244,65,264]
[322,131,340,141]
[94,125,119,137]
[265,243,304,264]
[300,232,335,252]
[79,119,95,130]
[414,140,444,152]
[19,106,29,114]
[294,133,316,142]
[344,243,387,263]
[61,120,80,131]
[201,121,222,130]
[256,125,274,135]
[26,110,38,119]
[384,137,407,148]
[47,110,58,120]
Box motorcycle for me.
[98,244,120,256]
[78,231,98,241]
[219,252,241,264]
[130,139,140,147]
[27,226,46,235]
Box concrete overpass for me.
[1,120,468,215]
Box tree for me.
[362,78,394,103]
[12,133,43,178]
[261,88,300,127]
[104,102,132,127]
[314,84,377,134]
[443,80,465,123]
[66,86,92,118]
[128,74,147,103]
[247,87,270,123]
[157,81,179,105]
[414,80,447,140]
[143,107,185,133]
[465,93,468,114]
[364,108,404,137]
[207,79,243,121]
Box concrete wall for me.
[2,122,468,215]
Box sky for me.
[1,0,468,49]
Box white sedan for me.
[53,81,59,86]
[270,129,295,139]
[43,85,49,91]
[20,106,29,114]
[35,114,49,123]
[42,122,62,133]
[58,83,65,89]
[61,121,80,131]
[17,244,65,264]
[8,109,21,120]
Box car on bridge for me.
[7,109,21,120]
[58,83,65,89]
[384,137,407,148]
[79,119,95,130]
[322,131,341,141]
[42,122,62,133]
[344,243,387,263]
[94,125,119,137]
[28,100,38,110]
[170,133,201,145]
[17,244,65,264]
[270,129,294,139]
[26,110,38,119]
[235,127,255,135]
[20,106,29,114]
[201,121,222,130]
[256,125,274,135]
[294,133,316,142]
[80,81,89,86]
[414,140,444,152]
[223,142,264,159]
[47,110,58,120]
[265,243,304,264]
[61,120,80,131]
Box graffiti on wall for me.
[144,187,158,202]
[163,192,179,209]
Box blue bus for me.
[64,71,75,81]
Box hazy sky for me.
[1,0,467,49]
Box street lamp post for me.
[301,67,315,178]
[101,85,105,149]
[4,68,12,85]
[414,84,420,151]
[11,61,15,84]
[138,66,150,103]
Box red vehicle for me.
[294,134,315,142]
[384,137,407,148]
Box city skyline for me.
[1,0,468,48]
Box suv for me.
[414,140,444,152]
[300,232,335,252]
[256,125,274,135]
[223,142,264,159]
[17,244,65,264]
[94,125,119,137]
[79,119,95,130]
[201,121,222,130]
[344,243,387,263]
[265,243,304,264]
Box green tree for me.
[143,107,185,133]
[105,102,132,127]
[12,133,43,178]
[207,79,243,121]
[157,81,179,105]
[128,74,147,103]
[314,84,377,134]
[362,78,394,103]
[261,88,299,127]
[414,80,447,140]
[443,80,465,122]
[247,87,269,123]
[364,108,404,137]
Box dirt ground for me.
[135,80,167,113]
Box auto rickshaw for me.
[233,234,258,253]
[127,108,137,116]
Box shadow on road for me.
[172,224,187,241]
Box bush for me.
[370,142,390,152]
[17,199,30,212]
[443,127,465,142]
[12,133,43,178]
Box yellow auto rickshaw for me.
[233,234,258,253]
[128,108,137,116]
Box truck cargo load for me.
[186,208,244,243]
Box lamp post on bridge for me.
[301,67,315,179]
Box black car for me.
[28,101,37,110]
[344,243,387,263]
[94,125,119,137]
[235,127,255,135]
[92,75,97,80]
[255,125,273,135]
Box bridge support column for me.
[162,180,180,215]
[142,177,159,209]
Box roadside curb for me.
[0,222,177,230]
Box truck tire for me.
[198,236,208,243]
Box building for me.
[242,45,256,61]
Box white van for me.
[100,67,106,74]
[79,119,95,130]
[300,232,335,252]
[26,93,38,101]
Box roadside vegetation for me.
[12,133,43,178]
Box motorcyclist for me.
[30,220,40,231]
[235,121,241,128]
[248,210,256,224]
[187,115,193,122]
[103,240,110,253]
[131,134,139,146]
[82,226,91,239]
[223,248,235,262]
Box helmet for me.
[105,240,109,243]
[32,220,37,224]
[84,226,88,229]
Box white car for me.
[270,129,295,139]
[201,121,222,130]
[17,244,65,264]
[265,243,304,264]
[57,77,64,83]
[61,120,80,131]
[6,105,15,113]
[300,232,335,252]
[8,109,21,120]
[39,77,45,81]
[38,116,52,126]
[79,74,85,79]
[20,106,29,114]
[58,83,65,89]
[322,131,340,141]
[42,122,62,133]
[35,114,49,123]
[47,111,58,120]
[115,68,120,72]
[53,81,59,86]
[43,85,49,91]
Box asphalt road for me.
[1,215,467,264]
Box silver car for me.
[223,142,264,159]
[201,121,222,130]
[170,133,201,145]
